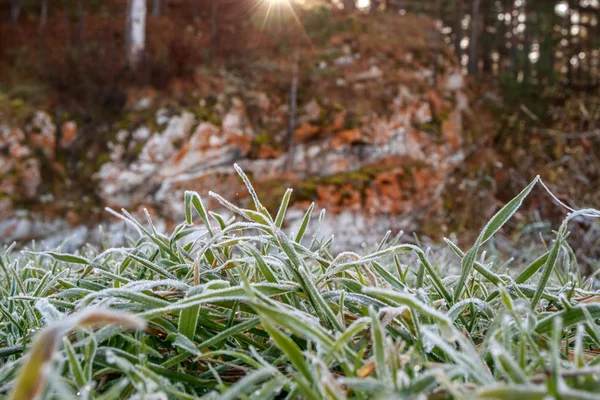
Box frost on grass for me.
[1,171,600,399]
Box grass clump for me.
[1,166,600,399]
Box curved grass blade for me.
[275,189,293,228]
[295,202,314,243]
[455,176,539,302]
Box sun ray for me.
[248,0,315,51]
[281,0,314,50]
[257,0,275,44]
[244,0,269,19]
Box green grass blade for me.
[63,337,86,388]
[295,202,314,243]
[535,304,600,334]
[185,191,214,235]
[455,176,539,301]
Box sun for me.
[246,0,313,48]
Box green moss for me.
[194,104,221,126]
[0,94,35,126]
[10,98,26,110]
[253,132,274,146]
[313,108,333,126]
[295,180,319,201]
[414,116,443,139]
[437,109,451,122]
[94,152,112,169]
[257,165,401,210]
[312,67,339,78]
[343,112,358,130]
[118,113,135,130]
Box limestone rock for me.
[29,111,57,159]
[413,102,433,125]
[351,65,383,81]
[445,71,464,91]
[17,158,41,199]
[304,99,322,121]
[60,121,78,148]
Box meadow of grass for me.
[1,165,600,399]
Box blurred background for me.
[0,0,598,268]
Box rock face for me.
[91,64,466,233]
[1,68,468,247]
[29,111,57,159]
[0,213,143,253]
[0,105,83,222]
[0,11,470,248]
[95,98,256,208]
[0,116,56,217]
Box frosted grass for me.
[0,171,599,398]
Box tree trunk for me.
[11,0,21,24]
[394,0,406,13]
[126,0,147,70]
[342,0,355,11]
[480,0,494,74]
[211,0,219,51]
[153,0,161,17]
[468,0,480,76]
[509,0,518,76]
[191,0,200,19]
[522,7,531,83]
[39,0,48,72]
[566,0,573,84]
[432,0,441,85]
[62,0,72,49]
[286,54,299,171]
[455,0,463,64]
[77,0,86,50]
[370,0,378,14]
[497,0,508,73]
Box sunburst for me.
[247,0,313,48]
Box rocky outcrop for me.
[94,64,467,228]
[0,11,471,248]
[95,97,256,208]
[0,112,81,220]
[0,61,468,246]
